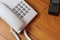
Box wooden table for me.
[0,0,60,40]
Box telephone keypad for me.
[12,1,31,18]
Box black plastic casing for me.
[48,0,60,16]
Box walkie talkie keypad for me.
[48,0,60,16]
[13,1,30,18]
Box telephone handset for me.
[0,2,32,40]
[0,2,25,33]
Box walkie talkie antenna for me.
[48,0,60,16]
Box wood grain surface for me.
[0,0,60,40]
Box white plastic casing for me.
[0,2,24,33]
[0,0,37,33]
[0,0,37,25]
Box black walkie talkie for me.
[48,0,60,16]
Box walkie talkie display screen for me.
[52,0,59,3]
[48,0,60,16]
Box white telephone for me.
[0,0,37,40]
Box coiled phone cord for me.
[23,29,31,40]
[10,28,31,40]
